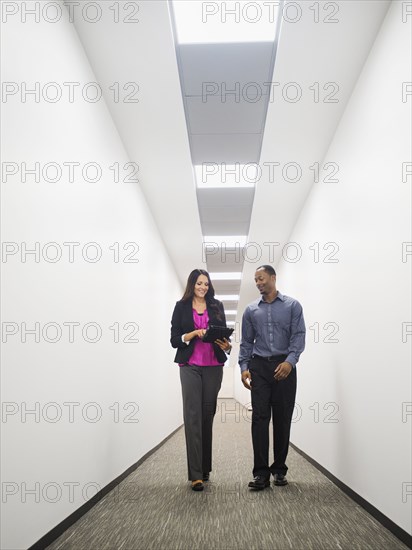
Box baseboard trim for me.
[290,442,411,548]
[28,424,183,550]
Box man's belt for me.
[252,354,287,362]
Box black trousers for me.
[179,365,223,481]
[249,355,297,478]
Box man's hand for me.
[274,361,292,380]
[241,370,252,390]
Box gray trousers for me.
[179,365,223,481]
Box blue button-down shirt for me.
[239,291,306,372]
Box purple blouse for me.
[183,309,224,367]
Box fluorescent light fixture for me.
[171,1,279,44]
[204,236,247,247]
[215,295,240,301]
[209,272,242,280]
[195,164,257,188]
[225,310,238,315]
[226,321,236,326]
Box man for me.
[239,265,305,489]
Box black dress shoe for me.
[248,476,270,490]
[191,480,204,491]
[202,473,210,482]
[273,474,288,486]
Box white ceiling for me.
[176,41,277,163]
[190,133,262,164]
[198,186,255,235]
[179,42,275,97]
[68,0,391,311]
[170,6,283,305]
[238,0,391,315]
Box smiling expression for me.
[255,268,276,295]
[194,274,209,299]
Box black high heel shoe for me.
[191,480,204,491]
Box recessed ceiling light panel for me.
[171,1,279,44]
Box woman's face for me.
[194,274,209,299]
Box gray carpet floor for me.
[46,399,408,550]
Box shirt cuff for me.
[181,334,189,345]
[285,355,296,369]
[240,363,249,373]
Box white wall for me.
[275,1,411,534]
[1,9,183,550]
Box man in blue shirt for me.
[239,265,306,489]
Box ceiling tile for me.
[201,220,250,234]
[197,188,255,206]
[190,133,261,164]
[200,206,251,223]
[186,95,267,134]
[210,281,242,294]
[206,250,245,272]
[179,42,275,97]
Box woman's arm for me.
[170,302,204,348]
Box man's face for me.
[254,269,276,295]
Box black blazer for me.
[170,299,229,364]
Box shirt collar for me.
[257,291,285,305]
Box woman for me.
[170,269,232,491]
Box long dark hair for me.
[180,269,222,319]
[181,269,215,302]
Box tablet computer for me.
[202,325,234,343]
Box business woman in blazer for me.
[171,269,231,491]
